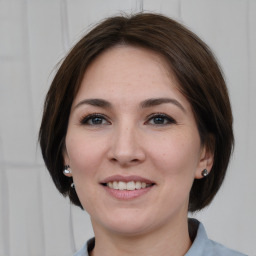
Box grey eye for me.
[89,116,105,125]
[80,114,110,125]
[147,114,176,125]
[151,116,168,124]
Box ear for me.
[63,148,72,177]
[194,144,214,179]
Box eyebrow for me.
[74,97,185,112]
[74,99,112,109]
[140,98,186,112]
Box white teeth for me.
[108,182,113,189]
[118,181,126,190]
[106,181,152,190]
[135,181,141,189]
[127,181,135,190]
[113,181,118,189]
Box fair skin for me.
[64,45,213,256]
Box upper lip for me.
[100,175,155,184]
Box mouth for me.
[102,181,155,191]
[100,175,156,191]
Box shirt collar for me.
[186,218,208,255]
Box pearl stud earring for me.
[201,169,208,177]
[63,165,71,175]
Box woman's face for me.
[64,46,213,236]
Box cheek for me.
[65,132,106,176]
[148,131,201,176]
[65,133,105,209]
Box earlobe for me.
[63,150,72,177]
[63,165,72,177]
[201,169,209,177]
[195,146,214,179]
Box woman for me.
[39,13,246,256]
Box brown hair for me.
[39,13,234,212]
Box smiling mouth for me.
[102,181,155,191]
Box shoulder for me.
[73,243,88,256]
[205,238,247,256]
[186,219,247,256]
[73,238,95,256]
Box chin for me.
[107,221,152,236]
[92,209,158,237]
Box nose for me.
[107,123,146,167]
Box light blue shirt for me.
[74,219,247,256]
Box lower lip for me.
[103,186,153,200]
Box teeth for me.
[119,181,126,190]
[135,181,141,189]
[106,181,151,190]
[108,182,113,189]
[113,181,118,189]
[127,181,135,190]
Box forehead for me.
[73,45,186,104]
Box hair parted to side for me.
[39,13,234,212]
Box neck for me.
[90,216,191,256]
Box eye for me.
[146,113,176,125]
[80,114,111,126]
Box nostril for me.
[109,157,141,166]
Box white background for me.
[0,0,255,255]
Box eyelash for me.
[79,113,176,126]
[146,113,176,126]
[79,113,110,126]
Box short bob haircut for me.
[39,13,234,212]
